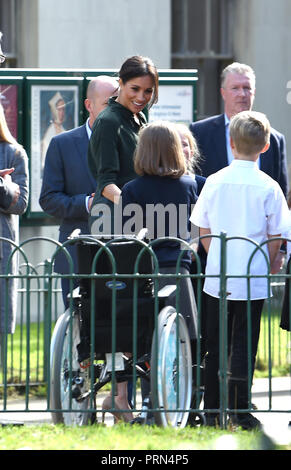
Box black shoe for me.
[230,413,262,430]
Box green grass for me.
[256,311,291,378]
[0,423,282,451]
[0,322,47,386]
[0,313,289,393]
[0,317,289,452]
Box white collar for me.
[230,159,258,168]
[86,118,92,139]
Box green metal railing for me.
[0,234,290,427]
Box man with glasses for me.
[190,62,288,197]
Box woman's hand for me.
[102,184,121,204]
[0,167,14,178]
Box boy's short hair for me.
[229,110,271,155]
[134,120,187,178]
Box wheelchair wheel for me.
[50,309,91,425]
[150,306,192,428]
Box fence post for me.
[218,231,228,429]
[43,259,52,383]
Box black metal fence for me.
[0,234,290,428]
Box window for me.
[172,0,233,119]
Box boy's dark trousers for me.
[203,294,264,414]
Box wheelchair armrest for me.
[66,286,81,301]
[157,285,176,298]
[68,228,81,239]
[137,228,149,240]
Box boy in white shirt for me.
[190,110,291,429]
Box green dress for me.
[87,97,146,235]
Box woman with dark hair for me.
[87,56,159,423]
[88,55,159,235]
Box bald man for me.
[39,76,118,307]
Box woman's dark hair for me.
[119,55,159,108]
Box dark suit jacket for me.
[39,124,96,273]
[190,114,289,197]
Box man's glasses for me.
[0,53,6,64]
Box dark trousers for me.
[204,294,264,413]
[190,254,207,362]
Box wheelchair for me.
[50,234,201,427]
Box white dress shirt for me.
[86,117,92,139]
[85,118,93,212]
[224,114,234,165]
[190,159,291,300]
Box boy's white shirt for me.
[190,159,291,300]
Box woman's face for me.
[117,75,154,114]
[178,132,192,161]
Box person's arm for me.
[267,234,282,274]
[0,175,20,209]
[39,137,89,219]
[102,184,121,204]
[0,167,15,178]
[2,147,28,215]
[88,117,120,200]
[199,227,212,253]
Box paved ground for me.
[251,377,291,446]
[0,377,290,447]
